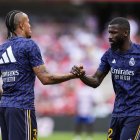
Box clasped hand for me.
[71,65,85,77]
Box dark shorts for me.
[0,107,37,140]
[107,116,140,140]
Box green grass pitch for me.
[0,132,106,140]
[38,132,107,140]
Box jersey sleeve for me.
[26,40,44,67]
[97,50,110,73]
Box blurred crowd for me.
[0,14,140,118]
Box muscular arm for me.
[33,64,76,85]
[80,70,109,88]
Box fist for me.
[71,65,85,77]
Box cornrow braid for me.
[5,10,22,39]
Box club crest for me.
[129,57,135,66]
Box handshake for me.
[71,65,86,77]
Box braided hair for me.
[5,10,22,39]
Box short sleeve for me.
[97,50,110,73]
[26,40,44,67]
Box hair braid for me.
[5,10,21,39]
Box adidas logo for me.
[0,46,16,64]
[112,59,116,64]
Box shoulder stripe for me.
[0,46,16,64]
[0,58,4,64]
[7,46,16,62]
[2,52,9,63]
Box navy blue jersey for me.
[98,43,140,117]
[0,37,44,110]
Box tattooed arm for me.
[33,64,80,85]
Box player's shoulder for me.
[103,48,112,56]
[130,43,140,55]
[17,37,36,45]
[100,48,112,61]
[0,39,10,51]
[132,43,140,51]
[16,37,38,50]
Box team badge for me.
[129,57,135,66]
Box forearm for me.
[33,64,77,85]
[42,73,76,85]
[80,75,100,88]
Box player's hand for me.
[71,65,85,77]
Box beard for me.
[26,33,31,38]
[111,43,120,51]
[25,30,32,39]
[27,35,31,39]
[110,37,125,51]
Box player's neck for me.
[14,29,26,38]
[119,39,131,53]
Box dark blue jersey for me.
[98,43,140,117]
[0,37,44,110]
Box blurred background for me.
[0,0,140,140]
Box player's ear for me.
[124,30,129,37]
[19,22,24,31]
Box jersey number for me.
[107,128,113,140]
